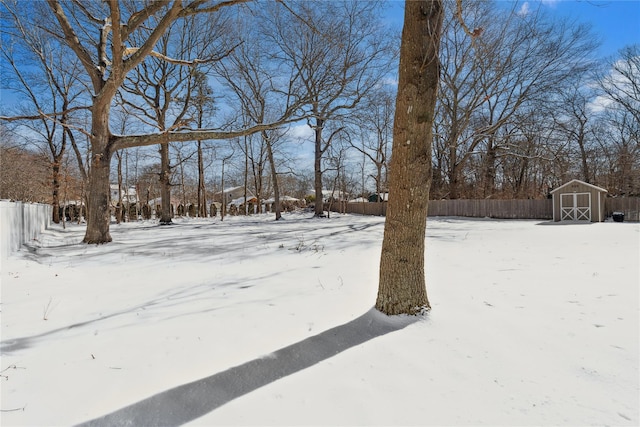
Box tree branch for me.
[0,106,89,122]
[111,118,300,151]
[455,0,484,39]
[45,0,102,90]
[179,0,252,17]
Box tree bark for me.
[159,142,173,224]
[313,118,325,217]
[264,131,281,220]
[197,140,207,217]
[51,158,61,223]
[376,0,443,315]
[116,152,124,223]
[84,149,113,243]
[83,93,114,244]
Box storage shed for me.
[550,179,607,222]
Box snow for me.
[1,213,638,426]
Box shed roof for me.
[550,179,608,194]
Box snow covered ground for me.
[1,213,638,426]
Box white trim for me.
[550,179,607,194]
[597,192,602,222]
[560,192,591,221]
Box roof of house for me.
[264,196,300,203]
[550,179,608,194]
[230,196,258,206]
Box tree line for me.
[1,0,638,241]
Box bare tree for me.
[266,0,394,217]
[0,0,310,243]
[593,108,640,196]
[553,80,599,184]
[496,104,558,198]
[1,0,86,222]
[214,12,303,220]
[591,44,640,196]
[117,13,226,224]
[0,127,52,203]
[349,86,395,201]
[594,44,640,124]
[376,0,444,315]
[434,0,598,199]
[190,71,216,217]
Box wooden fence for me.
[427,199,553,219]
[605,198,640,222]
[328,197,640,221]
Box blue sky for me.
[386,0,639,58]
[530,0,640,57]
[2,1,638,109]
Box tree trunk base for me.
[83,235,113,244]
[375,301,431,316]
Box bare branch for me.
[123,1,170,38]
[121,47,210,66]
[0,106,89,122]
[179,0,252,17]
[45,0,101,89]
[111,118,299,151]
[455,0,484,39]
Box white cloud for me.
[587,94,612,114]
[518,2,530,16]
[541,0,560,7]
[288,123,314,140]
[381,77,398,87]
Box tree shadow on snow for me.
[77,308,418,427]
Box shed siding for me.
[551,180,607,222]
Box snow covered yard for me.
[1,213,638,426]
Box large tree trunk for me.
[84,147,113,243]
[482,141,497,198]
[159,142,173,225]
[576,130,591,183]
[313,118,325,217]
[116,152,124,223]
[264,132,281,220]
[197,140,207,217]
[376,0,443,315]
[51,159,61,224]
[83,97,114,244]
[448,139,461,199]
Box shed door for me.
[560,192,591,221]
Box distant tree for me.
[497,104,558,198]
[434,0,598,198]
[591,45,640,196]
[349,86,395,201]
[266,0,394,217]
[118,14,226,224]
[594,44,640,124]
[376,0,444,315]
[214,11,304,220]
[0,128,51,203]
[1,0,86,222]
[0,0,306,244]
[553,80,599,185]
[593,108,640,196]
[190,71,216,218]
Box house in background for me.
[109,184,138,206]
[264,196,303,212]
[368,193,389,202]
[550,179,607,222]
[213,186,254,205]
